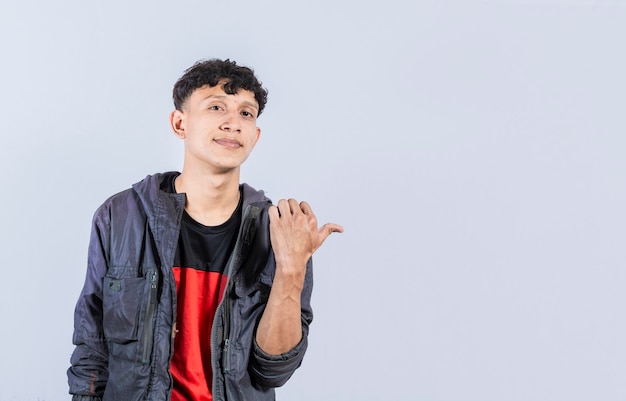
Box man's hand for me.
[269,198,344,273]
[257,198,343,355]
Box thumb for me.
[315,223,344,250]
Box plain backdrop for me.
[0,0,625,400]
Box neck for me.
[175,168,241,226]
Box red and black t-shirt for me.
[166,175,242,401]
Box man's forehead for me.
[190,84,258,107]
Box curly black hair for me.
[172,58,268,115]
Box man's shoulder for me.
[130,171,179,194]
[95,171,180,214]
[241,182,272,207]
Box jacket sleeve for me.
[67,206,111,398]
[249,258,314,388]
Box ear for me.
[170,109,186,139]
[251,127,261,147]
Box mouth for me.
[214,138,242,149]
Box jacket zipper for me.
[212,205,260,377]
[222,338,231,372]
[142,268,159,364]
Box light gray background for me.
[0,0,624,400]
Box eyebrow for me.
[203,94,259,111]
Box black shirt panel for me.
[163,173,242,274]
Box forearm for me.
[69,209,110,397]
[68,294,109,397]
[256,262,305,354]
[260,197,340,354]
[68,340,109,397]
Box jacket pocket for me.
[102,268,159,363]
[103,275,144,343]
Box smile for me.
[214,138,242,149]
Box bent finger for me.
[275,199,291,217]
[299,201,314,216]
[268,205,280,221]
[287,198,300,215]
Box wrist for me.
[274,261,306,287]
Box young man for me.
[67,59,343,401]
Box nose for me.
[220,109,241,133]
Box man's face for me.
[171,81,261,173]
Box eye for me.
[241,111,256,118]
[207,102,226,112]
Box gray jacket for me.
[68,172,313,401]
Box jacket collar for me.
[131,172,271,218]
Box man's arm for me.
[67,208,111,400]
[256,199,343,354]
